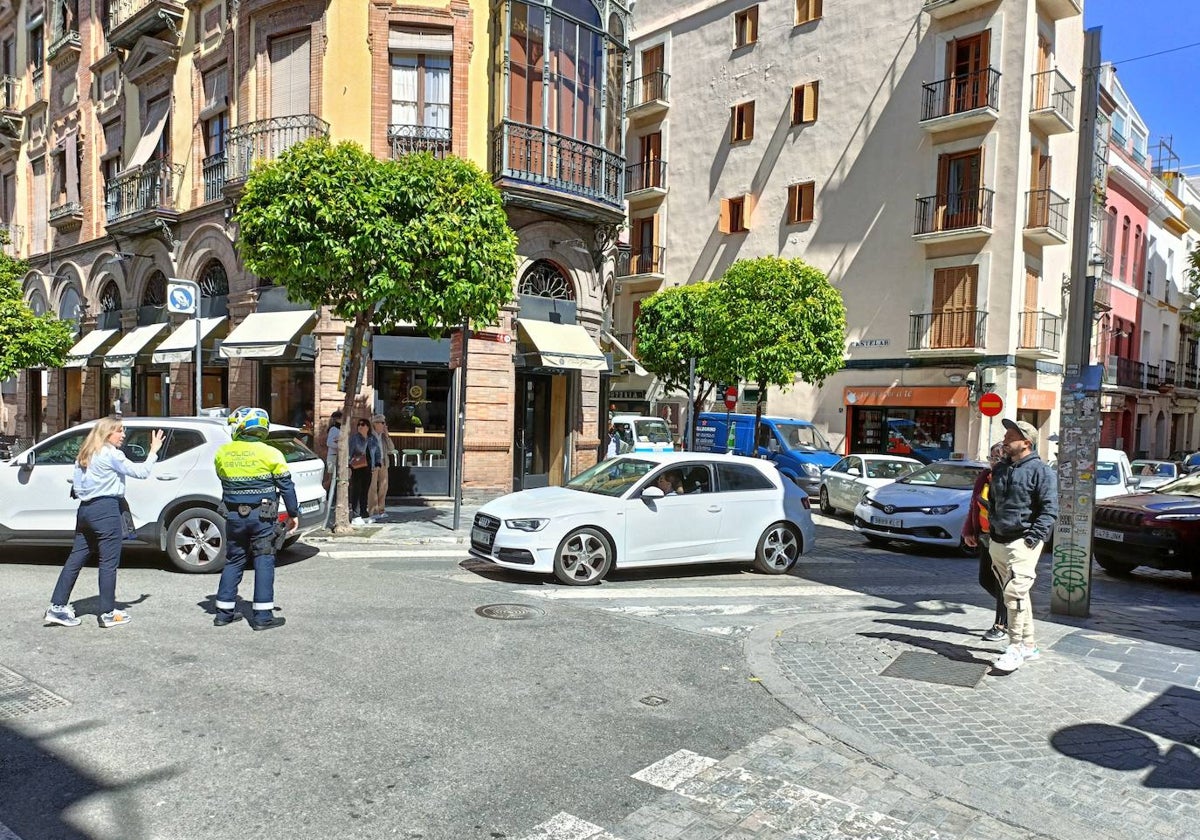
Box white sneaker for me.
[44,604,81,627]
[351,517,367,526]
[1022,645,1041,661]
[365,515,377,524]
[993,643,1025,673]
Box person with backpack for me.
[962,442,1007,643]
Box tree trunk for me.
[334,309,371,532]
[753,380,767,452]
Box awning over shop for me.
[103,323,169,369]
[63,328,119,368]
[601,329,649,377]
[219,310,317,359]
[373,334,450,366]
[517,319,608,372]
[151,317,228,365]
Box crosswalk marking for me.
[516,812,608,840]
[631,749,719,791]
[511,584,978,600]
[0,820,24,840]
[320,548,468,560]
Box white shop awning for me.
[151,317,227,365]
[219,310,317,359]
[517,319,608,372]
[103,323,169,369]
[63,328,119,368]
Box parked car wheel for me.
[864,534,889,547]
[553,526,613,586]
[754,522,801,574]
[166,507,227,573]
[1095,556,1138,577]
[818,487,835,515]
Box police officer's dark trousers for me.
[52,496,124,614]
[215,509,277,624]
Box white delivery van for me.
[609,415,676,455]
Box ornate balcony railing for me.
[616,245,665,277]
[104,160,183,223]
[1182,363,1200,390]
[492,121,623,208]
[223,114,330,185]
[0,75,19,112]
[1160,359,1176,387]
[1030,69,1075,124]
[389,124,452,159]
[202,152,226,203]
[48,201,83,223]
[914,188,994,236]
[624,159,667,194]
[1017,310,1062,353]
[1145,363,1160,389]
[627,70,670,109]
[909,309,987,351]
[921,67,1000,121]
[1092,276,1112,310]
[1112,357,1143,388]
[1025,188,1069,237]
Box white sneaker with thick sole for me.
[1022,645,1041,661]
[44,605,81,627]
[99,610,132,628]
[993,643,1025,673]
[351,517,367,526]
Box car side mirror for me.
[642,485,665,500]
[1127,476,1140,489]
[15,450,33,467]
[847,467,861,477]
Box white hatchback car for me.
[818,454,923,515]
[469,452,816,585]
[0,417,326,572]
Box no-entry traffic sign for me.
[724,385,738,411]
[979,392,1004,417]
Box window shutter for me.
[729,105,737,141]
[744,101,755,139]
[804,81,819,122]
[31,157,46,252]
[799,182,814,223]
[389,28,452,53]
[201,65,228,120]
[788,184,799,224]
[65,130,79,205]
[270,31,311,118]
[719,198,731,234]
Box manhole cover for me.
[0,665,70,721]
[640,695,668,707]
[880,651,988,689]
[474,604,544,621]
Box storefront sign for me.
[843,385,968,408]
[1017,388,1057,411]
[609,390,647,400]
[848,339,890,348]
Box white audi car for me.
[469,453,816,585]
[0,417,326,572]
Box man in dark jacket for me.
[988,418,1058,673]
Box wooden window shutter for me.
[793,82,819,124]
[787,184,799,224]
[719,198,731,234]
[745,101,755,139]
[730,105,737,141]
[799,182,814,222]
[270,31,311,118]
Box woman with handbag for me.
[347,418,381,525]
[44,417,164,628]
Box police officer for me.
[213,407,299,631]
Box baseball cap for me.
[1001,418,1039,449]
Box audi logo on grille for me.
[884,505,896,515]
[474,514,499,530]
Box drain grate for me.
[880,651,988,689]
[474,603,544,621]
[0,665,70,721]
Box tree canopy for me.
[1186,243,1200,326]
[234,138,518,529]
[0,237,75,382]
[633,282,720,420]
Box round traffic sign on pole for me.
[724,385,738,411]
[979,392,1004,417]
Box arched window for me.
[1103,206,1117,277]
[99,281,122,312]
[27,289,47,315]
[141,271,167,308]
[518,259,575,300]
[1132,225,1143,287]
[198,260,229,298]
[58,286,82,322]
[1119,216,1130,281]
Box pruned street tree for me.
[0,232,75,383]
[234,138,518,531]
[1186,243,1200,326]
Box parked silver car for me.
[853,459,988,553]
[0,417,326,572]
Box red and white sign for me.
[978,392,1004,417]
[724,385,739,411]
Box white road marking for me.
[631,749,719,791]
[0,821,24,840]
[512,584,978,600]
[516,812,606,840]
[321,549,468,560]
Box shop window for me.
[850,407,955,461]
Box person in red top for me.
[963,442,1007,642]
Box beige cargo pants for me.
[989,538,1042,648]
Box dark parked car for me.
[1092,473,1200,581]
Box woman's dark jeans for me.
[52,496,124,614]
[349,467,371,519]
[978,538,1006,627]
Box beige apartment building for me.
[2,0,634,496]
[614,0,1084,461]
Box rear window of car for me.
[265,434,320,464]
[716,462,775,491]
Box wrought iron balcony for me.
[105,160,183,233]
[920,68,1000,129]
[48,201,84,229]
[492,120,624,210]
[1145,363,1160,389]
[914,188,994,240]
[1092,276,1112,312]
[389,124,452,159]
[105,0,185,50]
[1024,188,1069,245]
[908,309,987,352]
[0,76,21,140]
[1017,310,1062,355]
[1110,357,1143,388]
[627,70,670,118]
[616,245,666,278]
[624,159,668,199]
[202,152,225,203]
[1030,69,1075,134]
[1160,359,1178,388]
[1182,363,1200,390]
[223,114,330,186]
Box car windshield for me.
[1131,461,1174,477]
[1158,474,1200,497]
[1095,462,1122,485]
[775,423,831,451]
[266,433,320,464]
[567,458,658,496]
[634,419,673,444]
[866,460,920,480]
[896,463,983,490]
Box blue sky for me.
[1085,0,1200,170]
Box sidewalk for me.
[303,493,499,546]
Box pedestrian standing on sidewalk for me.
[44,418,164,628]
[368,414,395,523]
[323,410,343,491]
[347,418,381,526]
[962,441,1007,642]
[988,419,1058,673]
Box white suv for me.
[0,417,326,572]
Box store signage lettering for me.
[849,339,890,348]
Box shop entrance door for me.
[514,372,553,491]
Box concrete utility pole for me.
[1051,28,1103,617]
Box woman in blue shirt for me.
[44,417,163,628]
[347,418,382,525]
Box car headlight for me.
[1150,513,1200,521]
[802,463,821,477]
[505,518,550,532]
[920,504,960,516]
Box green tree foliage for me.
[1186,244,1200,326]
[234,138,518,529]
[0,234,75,382]
[707,257,846,438]
[633,283,720,431]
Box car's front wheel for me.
[165,507,227,573]
[819,487,835,515]
[553,527,613,585]
[754,522,801,574]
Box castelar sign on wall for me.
[848,339,890,348]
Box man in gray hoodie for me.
[988,418,1058,673]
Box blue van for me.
[694,412,840,494]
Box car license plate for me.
[871,516,903,528]
[471,526,494,548]
[299,500,321,514]
[1094,527,1123,542]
